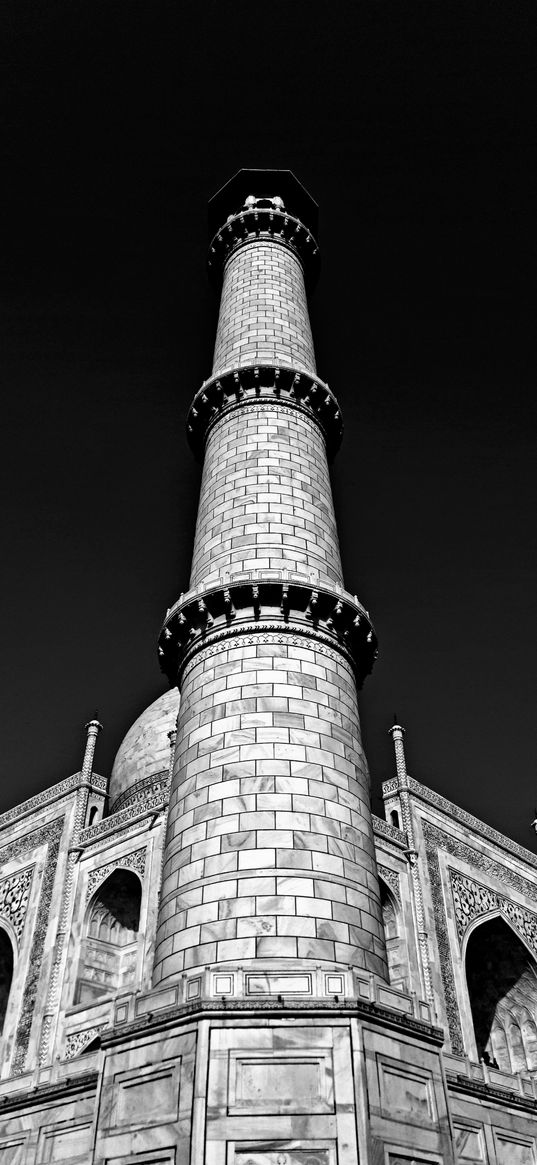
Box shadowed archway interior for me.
[0,929,13,1034]
[466,916,537,1073]
[75,869,142,1005]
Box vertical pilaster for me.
[154,171,388,994]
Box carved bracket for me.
[158,576,377,688]
[186,363,343,460]
[207,205,320,285]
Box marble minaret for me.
[153,169,388,994]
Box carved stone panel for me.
[86,847,146,903]
[0,866,34,944]
[450,868,537,958]
[233,1149,333,1165]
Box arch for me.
[75,869,141,1005]
[390,809,400,830]
[88,806,99,827]
[465,915,537,1073]
[0,927,14,1034]
[379,878,407,989]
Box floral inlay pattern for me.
[0,866,34,944]
[450,869,537,959]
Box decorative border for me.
[0,773,105,834]
[86,847,146,903]
[0,817,64,1075]
[422,820,537,1055]
[186,363,342,459]
[79,789,167,847]
[158,578,377,689]
[111,771,169,815]
[384,775,537,871]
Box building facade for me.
[0,170,536,1164]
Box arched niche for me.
[465,914,537,1073]
[379,879,407,989]
[0,927,14,1034]
[75,869,142,1005]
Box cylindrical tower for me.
[153,170,388,996]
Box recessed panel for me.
[0,1138,28,1165]
[494,1131,536,1165]
[454,1123,486,1161]
[37,1122,92,1163]
[246,972,312,995]
[232,1146,334,1165]
[114,1061,180,1127]
[378,1058,436,1124]
[229,1047,334,1114]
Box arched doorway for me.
[75,869,142,1005]
[465,915,537,1073]
[0,928,14,1034]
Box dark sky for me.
[1,1,536,847]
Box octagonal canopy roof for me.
[208,168,319,239]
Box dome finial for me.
[81,719,103,780]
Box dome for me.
[109,688,180,811]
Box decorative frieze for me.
[86,848,146,903]
[187,363,342,459]
[79,789,167,847]
[158,575,377,688]
[0,866,34,944]
[372,814,408,849]
[112,772,170,815]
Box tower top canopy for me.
[208,168,319,239]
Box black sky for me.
[1,0,536,846]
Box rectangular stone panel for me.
[37,1121,92,1162]
[245,972,312,996]
[0,1138,28,1165]
[113,1060,181,1127]
[232,1146,334,1165]
[378,1058,436,1124]
[454,1123,486,1161]
[493,1130,536,1165]
[228,1047,334,1114]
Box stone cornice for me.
[207,206,320,286]
[158,575,377,688]
[103,995,443,1048]
[186,363,343,460]
[446,1071,537,1114]
[372,813,408,849]
[0,1070,98,1112]
[0,772,107,835]
[383,775,537,870]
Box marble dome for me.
[109,688,180,811]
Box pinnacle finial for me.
[81,718,103,780]
[388,717,407,781]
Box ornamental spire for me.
[81,718,102,780]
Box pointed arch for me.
[379,877,407,989]
[75,868,142,1005]
[465,915,537,1072]
[0,927,14,1034]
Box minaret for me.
[153,170,388,994]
